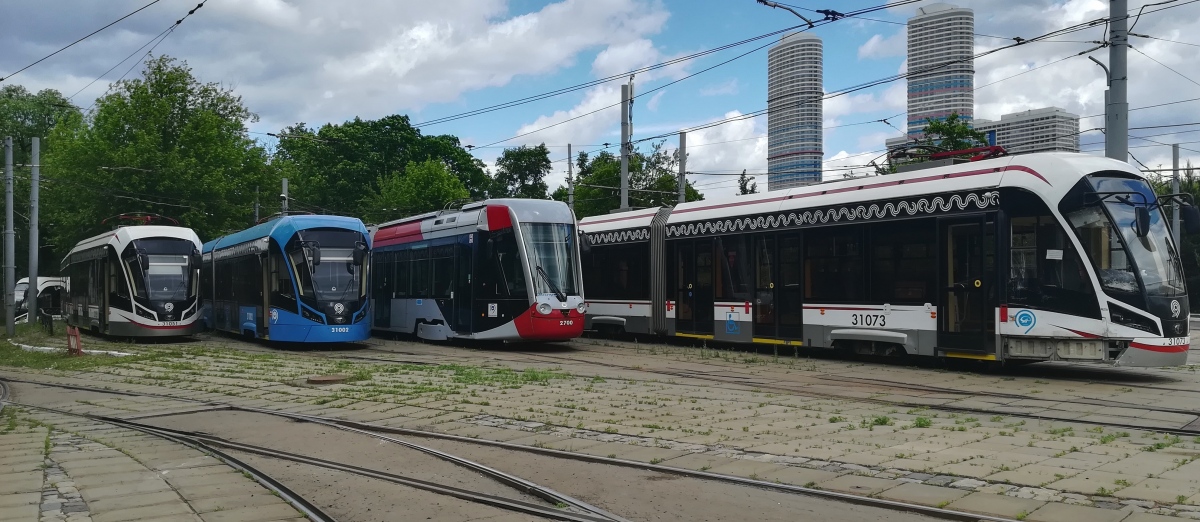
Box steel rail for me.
[2,377,1021,522]
[5,400,619,522]
[0,398,335,522]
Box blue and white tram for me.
[62,226,205,337]
[201,215,371,343]
[579,152,1198,367]
[370,199,586,342]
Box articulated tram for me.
[579,152,1197,367]
[202,215,371,343]
[62,226,205,337]
[370,199,585,342]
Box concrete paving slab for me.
[1124,513,1191,522]
[659,453,740,471]
[1025,501,1129,522]
[877,482,970,507]
[188,493,283,514]
[90,500,194,522]
[755,466,844,486]
[172,482,261,502]
[197,503,299,522]
[0,503,39,521]
[0,491,39,508]
[80,478,175,498]
[86,491,186,512]
[986,464,1082,487]
[946,492,1046,519]
[707,460,786,478]
[816,475,898,496]
[1047,469,1140,495]
[1114,477,1200,504]
[539,437,610,452]
[1095,455,1181,476]
[65,461,153,476]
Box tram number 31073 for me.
[850,314,886,327]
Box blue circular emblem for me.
[1014,310,1036,333]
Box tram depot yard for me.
[1,325,1199,522]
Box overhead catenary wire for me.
[0,0,167,83]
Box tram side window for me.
[431,244,454,298]
[870,220,936,303]
[373,251,392,298]
[1008,195,1099,318]
[411,246,431,297]
[395,249,411,297]
[805,226,864,302]
[110,252,129,300]
[716,236,753,301]
[584,243,650,300]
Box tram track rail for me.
[0,376,1020,522]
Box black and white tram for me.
[579,152,1198,367]
[62,225,204,337]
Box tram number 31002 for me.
[850,314,886,327]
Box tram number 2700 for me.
[850,314,886,327]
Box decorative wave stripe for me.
[586,227,650,245]
[666,191,1000,238]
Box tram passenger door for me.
[373,252,391,329]
[674,239,714,335]
[754,235,776,338]
[938,216,997,353]
[777,234,804,339]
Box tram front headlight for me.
[576,302,587,314]
[537,302,552,316]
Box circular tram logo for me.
[333,303,345,314]
[163,302,174,313]
[1014,310,1036,334]
[1171,300,1181,318]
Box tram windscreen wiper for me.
[536,265,567,303]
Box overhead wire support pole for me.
[3,137,12,337]
[678,132,687,204]
[619,83,631,211]
[567,144,574,210]
[281,178,289,216]
[1109,0,1129,162]
[28,138,39,327]
[1173,143,1181,248]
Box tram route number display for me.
[850,314,886,327]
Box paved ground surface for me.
[1,324,1199,521]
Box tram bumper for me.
[1114,338,1191,367]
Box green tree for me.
[561,141,703,218]
[737,169,758,195]
[0,85,81,275]
[43,55,274,264]
[364,159,469,223]
[494,144,551,199]
[919,112,988,153]
[273,116,490,217]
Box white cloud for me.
[858,32,905,59]
[699,78,739,96]
[679,110,767,197]
[646,90,665,111]
[824,83,906,121]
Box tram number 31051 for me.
[850,314,886,327]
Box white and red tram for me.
[370,199,586,342]
[579,152,1197,367]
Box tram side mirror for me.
[1134,206,1151,238]
[1183,204,1200,235]
[579,233,592,255]
[190,251,202,268]
[138,250,149,272]
[352,243,366,266]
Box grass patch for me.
[0,342,164,371]
[913,417,932,429]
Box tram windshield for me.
[288,229,368,302]
[1065,176,1185,298]
[126,239,197,301]
[520,223,579,297]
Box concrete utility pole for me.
[28,138,39,327]
[281,178,289,216]
[677,131,687,204]
[619,83,632,211]
[1173,143,1181,247]
[1107,0,1129,162]
[254,186,260,224]
[567,144,574,210]
[4,137,13,337]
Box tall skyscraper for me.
[907,3,974,137]
[767,32,823,191]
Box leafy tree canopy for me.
[364,159,469,223]
[42,55,273,264]
[737,169,758,195]
[494,144,551,199]
[554,141,702,218]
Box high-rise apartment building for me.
[767,32,823,190]
[907,3,975,137]
[973,107,1080,154]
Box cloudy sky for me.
[2,0,1199,197]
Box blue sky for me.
[3,0,1200,196]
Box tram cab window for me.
[1008,191,1099,318]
